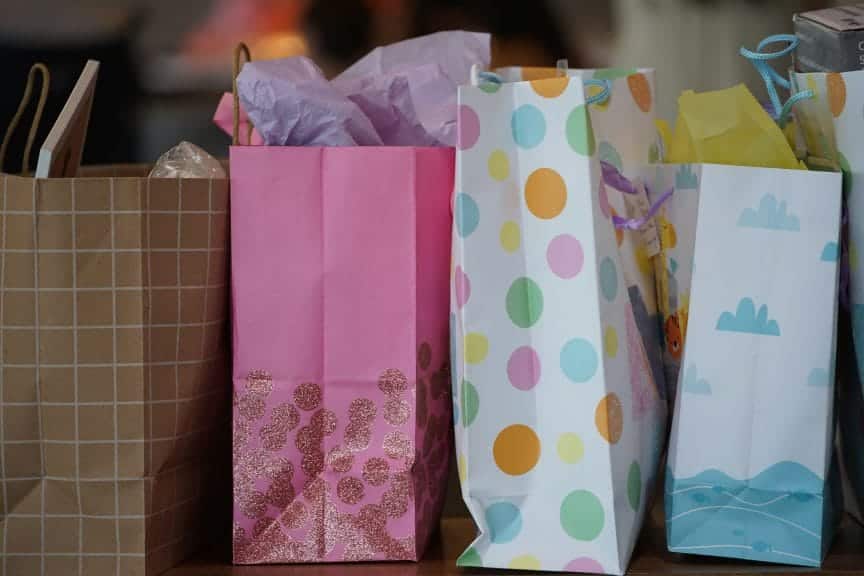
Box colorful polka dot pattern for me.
[452,68,664,573]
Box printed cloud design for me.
[821,241,839,262]
[716,298,780,336]
[683,364,711,395]
[737,194,800,231]
[808,368,829,388]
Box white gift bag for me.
[451,70,666,575]
[659,163,843,566]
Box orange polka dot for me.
[627,73,652,113]
[525,168,567,220]
[493,424,541,475]
[531,77,569,99]
[595,393,623,444]
[827,73,846,117]
[520,67,557,81]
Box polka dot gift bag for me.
[792,67,864,529]
[452,69,667,574]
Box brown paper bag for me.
[0,65,231,576]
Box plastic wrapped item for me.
[149,141,226,178]
[236,56,382,146]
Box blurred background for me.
[0,0,844,170]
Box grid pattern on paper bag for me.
[0,174,230,576]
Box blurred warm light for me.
[250,33,308,60]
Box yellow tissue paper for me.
[665,84,802,170]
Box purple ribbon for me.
[600,161,673,230]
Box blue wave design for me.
[665,462,827,567]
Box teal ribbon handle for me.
[584,79,610,105]
[740,34,813,125]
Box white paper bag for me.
[661,163,842,566]
[451,70,666,575]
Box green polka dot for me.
[560,490,604,541]
[840,152,852,198]
[457,547,483,567]
[592,68,637,81]
[628,461,642,511]
[566,105,595,156]
[480,82,501,94]
[598,141,622,171]
[461,380,479,427]
[506,277,544,328]
[599,257,617,301]
[649,142,660,163]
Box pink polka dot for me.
[565,557,604,574]
[455,266,471,308]
[598,180,610,218]
[507,346,541,390]
[547,235,584,279]
[458,105,480,150]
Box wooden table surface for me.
[168,513,864,575]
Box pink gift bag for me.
[229,144,454,563]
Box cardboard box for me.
[795,4,864,72]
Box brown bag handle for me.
[0,63,50,174]
[233,43,254,146]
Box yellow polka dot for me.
[525,168,567,220]
[488,149,510,181]
[464,333,489,364]
[604,326,618,358]
[557,433,584,464]
[531,77,569,98]
[587,83,610,111]
[494,424,540,476]
[458,453,467,484]
[508,555,541,570]
[596,393,623,444]
[500,221,520,253]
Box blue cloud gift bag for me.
[659,163,843,567]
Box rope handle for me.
[0,63,50,174]
[232,43,253,146]
[740,34,813,125]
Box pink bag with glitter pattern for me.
[229,142,454,564]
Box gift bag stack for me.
[9,4,864,574]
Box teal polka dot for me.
[560,338,598,383]
[560,490,604,541]
[506,277,544,328]
[566,105,595,156]
[599,257,617,301]
[485,502,522,543]
[455,193,479,237]
[598,141,622,172]
[461,380,479,427]
[457,547,483,567]
[512,105,546,149]
[628,461,642,511]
